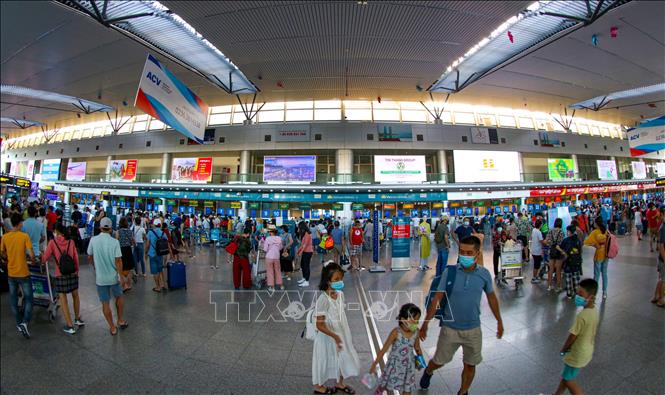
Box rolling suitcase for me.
[617,222,626,236]
[167,261,187,290]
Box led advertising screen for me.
[596,160,618,181]
[66,161,87,181]
[453,150,521,183]
[41,159,61,181]
[171,157,212,183]
[548,158,575,181]
[263,156,316,184]
[374,155,426,184]
[108,160,138,182]
[631,161,647,180]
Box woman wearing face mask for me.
[417,218,432,271]
[492,224,509,285]
[312,262,360,394]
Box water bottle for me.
[415,354,427,369]
[361,372,377,389]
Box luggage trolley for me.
[251,247,267,289]
[499,242,524,289]
[26,262,59,322]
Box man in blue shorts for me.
[147,218,167,292]
[87,217,127,335]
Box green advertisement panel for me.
[548,159,575,181]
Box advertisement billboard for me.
[377,124,413,142]
[171,157,212,183]
[596,160,618,181]
[453,150,521,182]
[547,158,575,181]
[374,155,426,184]
[108,160,138,182]
[539,132,561,147]
[41,159,61,181]
[66,161,87,181]
[135,54,209,144]
[657,162,665,177]
[10,161,35,179]
[627,116,665,157]
[263,156,316,184]
[631,161,647,180]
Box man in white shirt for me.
[530,220,545,284]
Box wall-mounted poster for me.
[470,127,498,144]
[276,129,311,142]
[374,155,426,184]
[66,161,87,181]
[631,161,647,180]
[108,160,138,182]
[547,158,575,181]
[453,150,521,182]
[263,156,316,184]
[657,162,665,177]
[377,124,413,142]
[171,157,212,183]
[40,159,61,181]
[596,160,618,181]
[539,132,561,147]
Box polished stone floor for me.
[1,233,663,395]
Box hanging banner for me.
[391,216,411,271]
[627,116,665,157]
[108,160,138,182]
[548,159,575,181]
[66,161,87,181]
[171,157,212,183]
[135,54,209,144]
[631,161,647,180]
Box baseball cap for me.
[153,218,162,226]
[321,229,327,234]
[100,217,113,229]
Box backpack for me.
[54,240,76,275]
[303,309,318,341]
[151,230,170,256]
[351,228,363,245]
[324,236,334,249]
[425,265,457,326]
[606,232,619,259]
[564,237,582,268]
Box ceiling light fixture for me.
[54,0,257,94]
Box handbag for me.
[225,240,238,255]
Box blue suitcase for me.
[617,222,626,236]
[167,261,187,290]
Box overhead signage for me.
[230,202,242,209]
[66,161,87,181]
[656,178,665,187]
[529,183,658,197]
[374,155,426,184]
[351,203,364,210]
[627,116,665,157]
[171,157,212,183]
[275,129,310,142]
[41,159,61,181]
[631,161,647,180]
[138,190,449,203]
[204,201,215,207]
[596,160,618,181]
[135,54,209,144]
[383,203,396,210]
[331,203,343,211]
[377,123,412,142]
[263,156,316,184]
[109,160,138,182]
[278,202,290,210]
[14,178,31,188]
[248,202,260,209]
[548,159,575,181]
[453,150,521,183]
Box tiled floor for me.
[1,233,663,394]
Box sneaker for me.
[74,318,85,327]
[567,295,573,300]
[63,326,76,335]
[267,286,275,293]
[298,281,310,287]
[360,266,367,271]
[18,323,30,339]
[420,370,433,389]
[530,278,540,284]
[297,278,306,284]
[547,286,553,292]
[603,293,607,300]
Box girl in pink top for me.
[42,223,83,334]
[263,227,284,291]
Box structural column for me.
[239,150,250,183]
[239,201,248,220]
[341,202,353,228]
[161,152,171,182]
[335,149,353,184]
[437,150,448,183]
[517,152,525,182]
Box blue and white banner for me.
[627,116,665,157]
[40,159,61,181]
[135,54,209,144]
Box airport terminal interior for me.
[1,1,664,394]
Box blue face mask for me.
[459,255,476,268]
[574,295,587,307]
[331,280,345,291]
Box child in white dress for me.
[312,262,360,394]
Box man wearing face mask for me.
[419,236,503,394]
[452,217,473,247]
